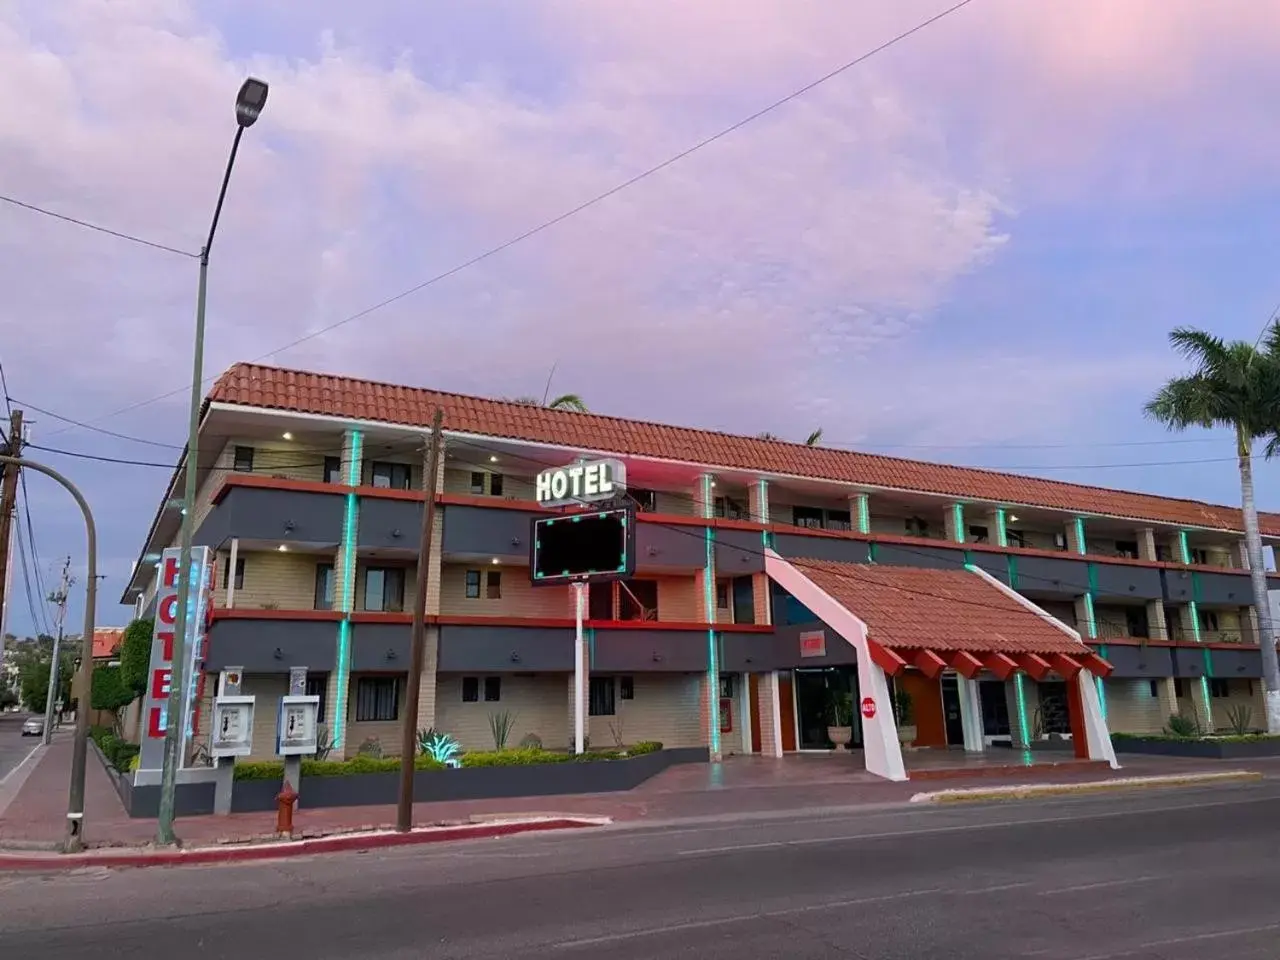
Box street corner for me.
[0,815,612,872]
[908,770,1265,805]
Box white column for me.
[1077,671,1120,769]
[767,671,784,757]
[858,661,907,781]
[1138,528,1158,562]
[739,676,752,754]
[850,492,870,535]
[944,503,965,544]
[957,675,985,752]
[225,537,239,610]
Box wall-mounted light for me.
[283,519,296,533]
[490,557,500,565]
[273,647,283,660]
[489,455,499,463]
[386,648,397,660]
[510,652,522,664]
[277,544,289,552]
[282,431,294,441]
[1008,514,1019,523]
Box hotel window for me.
[1191,548,1209,565]
[905,516,931,538]
[363,567,406,612]
[1124,607,1150,639]
[714,496,747,520]
[324,456,342,484]
[620,676,634,701]
[588,582,613,619]
[1210,679,1230,699]
[619,579,658,621]
[1155,544,1173,562]
[354,677,399,722]
[464,570,481,599]
[1148,679,1160,698]
[793,506,824,530]
[1115,540,1139,560]
[484,676,502,702]
[470,471,485,494]
[489,473,504,496]
[223,555,245,591]
[589,676,616,716]
[716,582,729,610]
[486,570,502,599]
[232,445,255,472]
[314,563,335,610]
[305,675,328,723]
[1200,610,1220,633]
[825,509,851,532]
[369,461,411,490]
[627,488,657,512]
[1053,532,1068,551]
[1007,528,1029,548]
[461,677,479,702]
[1174,678,1186,699]
[967,525,989,544]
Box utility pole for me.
[43,557,73,744]
[0,409,24,632]
[397,408,444,833]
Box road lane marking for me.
[552,887,946,949]
[1072,921,1280,959]
[0,742,41,787]
[675,793,1278,857]
[1041,875,1159,896]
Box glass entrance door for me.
[794,667,860,750]
[979,680,1011,746]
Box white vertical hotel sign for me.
[136,546,214,778]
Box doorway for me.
[979,679,1012,746]
[941,676,965,746]
[793,667,860,750]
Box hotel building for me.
[121,364,1280,779]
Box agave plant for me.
[418,728,463,767]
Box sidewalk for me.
[1,737,1271,852]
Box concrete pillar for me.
[697,473,722,761]
[987,508,1008,547]
[1146,600,1168,641]
[739,676,753,754]
[850,492,870,535]
[957,675,985,752]
[748,478,769,529]
[756,671,784,757]
[1138,528,1158,562]
[1242,606,1260,646]
[944,503,965,544]
[1066,517,1088,555]
[329,427,365,754]
[1175,530,1191,565]
[1155,676,1178,725]
[749,478,773,626]
[1235,538,1251,569]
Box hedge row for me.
[1111,732,1280,744]
[232,740,664,781]
[90,726,140,773]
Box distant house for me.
[72,627,127,727]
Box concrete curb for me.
[0,816,610,871]
[909,771,1264,804]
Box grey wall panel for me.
[1092,563,1164,602]
[438,625,574,672]
[1100,644,1173,679]
[1172,646,1208,678]
[1195,571,1253,606]
[194,487,344,549]
[204,618,337,673]
[441,505,540,559]
[715,527,765,574]
[1211,647,1263,679]
[634,522,706,570]
[359,497,424,551]
[592,630,707,672]
[1015,556,1090,597]
[720,632,782,672]
[774,534,870,565]
[874,544,966,570]
[350,622,412,672]
[966,551,1010,584]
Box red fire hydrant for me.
[276,782,298,837]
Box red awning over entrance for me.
[787,560,1111,680]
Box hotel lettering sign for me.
[799,630,827,658]
[136,546,214,778]
[535,458,627,509]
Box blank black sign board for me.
[530,507,636,585]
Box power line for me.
[6,397,183,449]
[18,484,52,637]
[0,193,197,259]
[41,0,979,438]
[13,513,49,637]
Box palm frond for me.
[805,428,824,447]
[547,393,587,413]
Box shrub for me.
[489,710,516,750]
[1225,703,1254,736]
[90,725,140,773]
[518,733,543,750]
[1164,712,1201,738]
[117,618,153,700]
[356,737,383,758]
[234,754,445,781]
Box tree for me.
[91,666,134,734]
[118,618,153,700]
[13,637,75,714]
[1144,325,1280,732]
[805,428,824,447]
[510,394,588,412]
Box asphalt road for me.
[0,712,40,784]
[2,780,1280,958]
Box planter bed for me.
[1111,734,1280,759]
[110,746,709,818]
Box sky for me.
[2,0,1280,638]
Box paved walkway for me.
[1,736,1270,850]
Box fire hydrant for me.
[275,782,298,837]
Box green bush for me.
[1111,731,1280,744]
[234,754,446,781]
[90,725,140,773]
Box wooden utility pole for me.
[0,409,24,632]
[397,408,445,833]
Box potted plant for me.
[826,690,854,749]
[892,688,916,747]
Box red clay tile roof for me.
[207,362,1279,536]
[92,628,124,660]
[796,560,1089,655]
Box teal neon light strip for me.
[756,479,772,547]
[700,475,721,757]
[1013,673,1030,749]
[1082,592,1098,639]
[1096,642,1109,721]
[854,493,870,535]
[1177,530,1191,564]
[1072,517,1087,555]
[950,503,965,543]
[994,507,1008,547]
[333,429,364,750]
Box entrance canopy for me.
[763,550,1117,780]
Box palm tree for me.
[805,428,824,447]
[509,394,588,412]
[1144,325,1280,732]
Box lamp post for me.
[155,78,269,847]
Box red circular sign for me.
[860,697,876,719]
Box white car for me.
[20,716,43,737]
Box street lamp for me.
[155,77,270,847]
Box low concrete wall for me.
[118,747,709,818]
[1113,736,1280,759]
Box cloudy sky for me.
[2,0,1279,637]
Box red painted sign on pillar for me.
[860,697,876,719]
